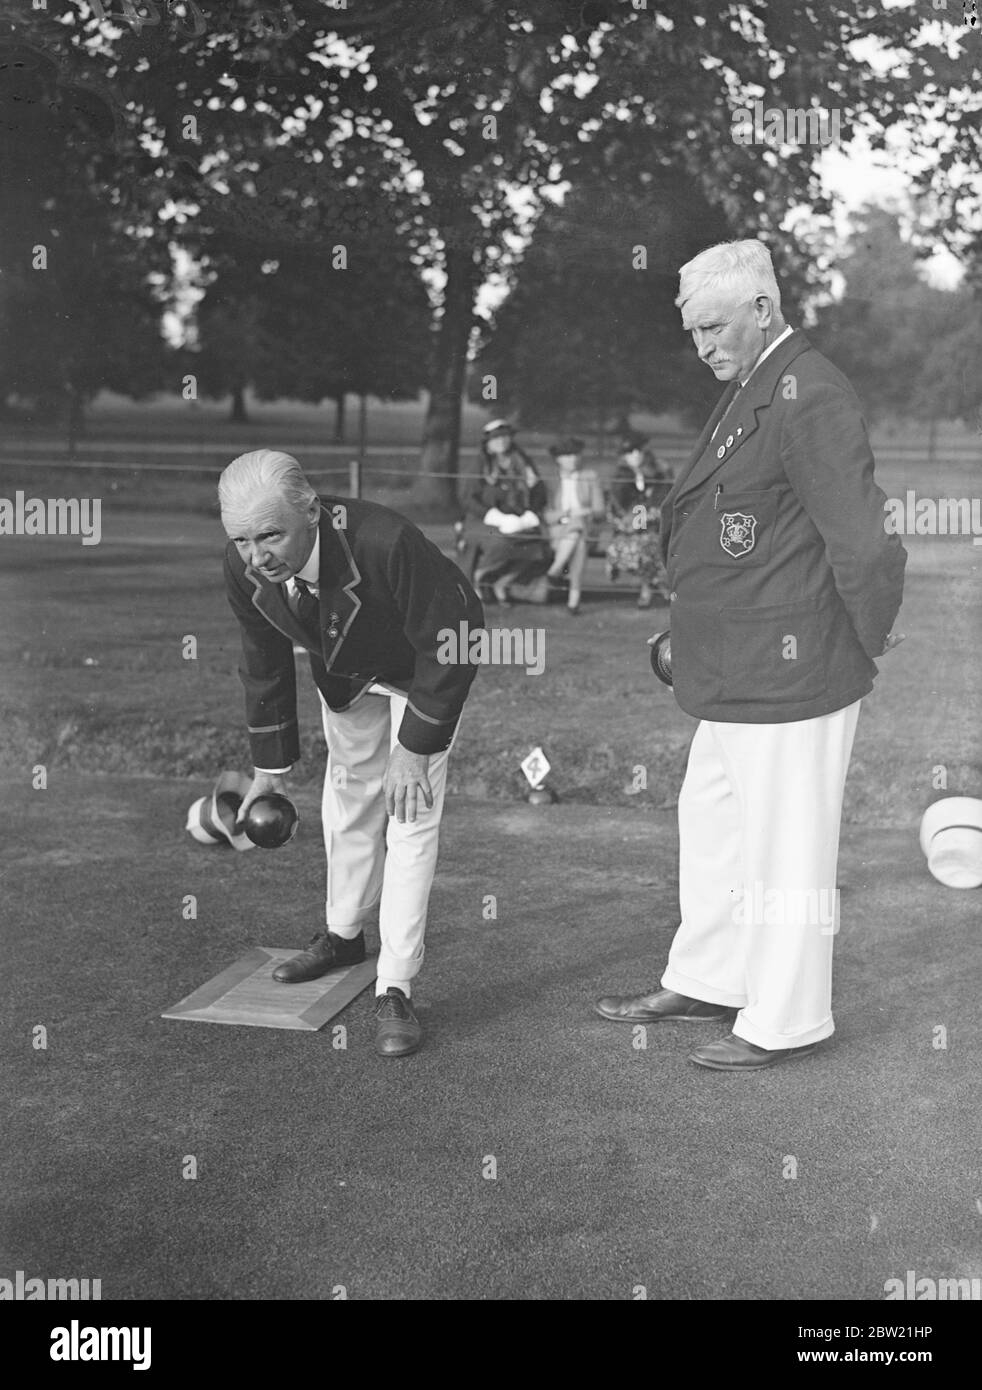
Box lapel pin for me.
[327,612,341,640]
[736,426,743,436]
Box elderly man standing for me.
[596,240,906,1071]
[220,450,484,1057]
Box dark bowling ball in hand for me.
[243,794,299,848]
[649,631,673,687]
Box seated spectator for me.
[463,419,551,605]
[543,436,605,616]
[606,429,673,609]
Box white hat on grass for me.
[919,796,982,889]
[186,771,255,852]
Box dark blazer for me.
[224,499,485,763]
[660,329,906,723]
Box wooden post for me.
[356,392,367,497]
[348,458,361,498]
[358,392,367,458]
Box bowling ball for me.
[243,793,299,848]
[649,630,673,687]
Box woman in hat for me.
[543,436,605,616]
[606,430,673,609]
[464,420,550,604]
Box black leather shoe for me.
[272,930,365,984]
[594,988,729,1024]
[373,988,422,1056]
[689,1032,819,1071]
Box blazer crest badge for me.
[719,511,758,558]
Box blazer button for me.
[670,591,678,601]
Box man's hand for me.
[236,769,288,825]
[383,745,433,824]
[882,631,906,654]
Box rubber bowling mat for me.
[162,949,378,1030]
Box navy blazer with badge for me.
[661,329,906,723]
[224,498,485,765]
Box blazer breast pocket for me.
[700,488,780,569]
[720,597,828,706]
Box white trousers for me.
[661,701,861,1050]
[319,689,456,991]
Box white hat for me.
[186,771,256,852]
[482,418,514,437]
[919,796,982,889]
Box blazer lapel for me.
[317,505,363,671]
[245,567,309,646]
[664,380,740,510]
[672,331,812,503]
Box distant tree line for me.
[1,4,981,494]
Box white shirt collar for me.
[291,528,320,591]
[740,324,793,387]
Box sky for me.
[820,0,976,290]
[821,136,963,290]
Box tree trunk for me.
[334,392,346,444]
[229,382,248,423]
[411,241,481,514]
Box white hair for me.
[676,239,782,312]
[218,449,319,519]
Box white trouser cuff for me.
[326,908,378,935]
[732,1014,835,1051]
[660,966,746,1010]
